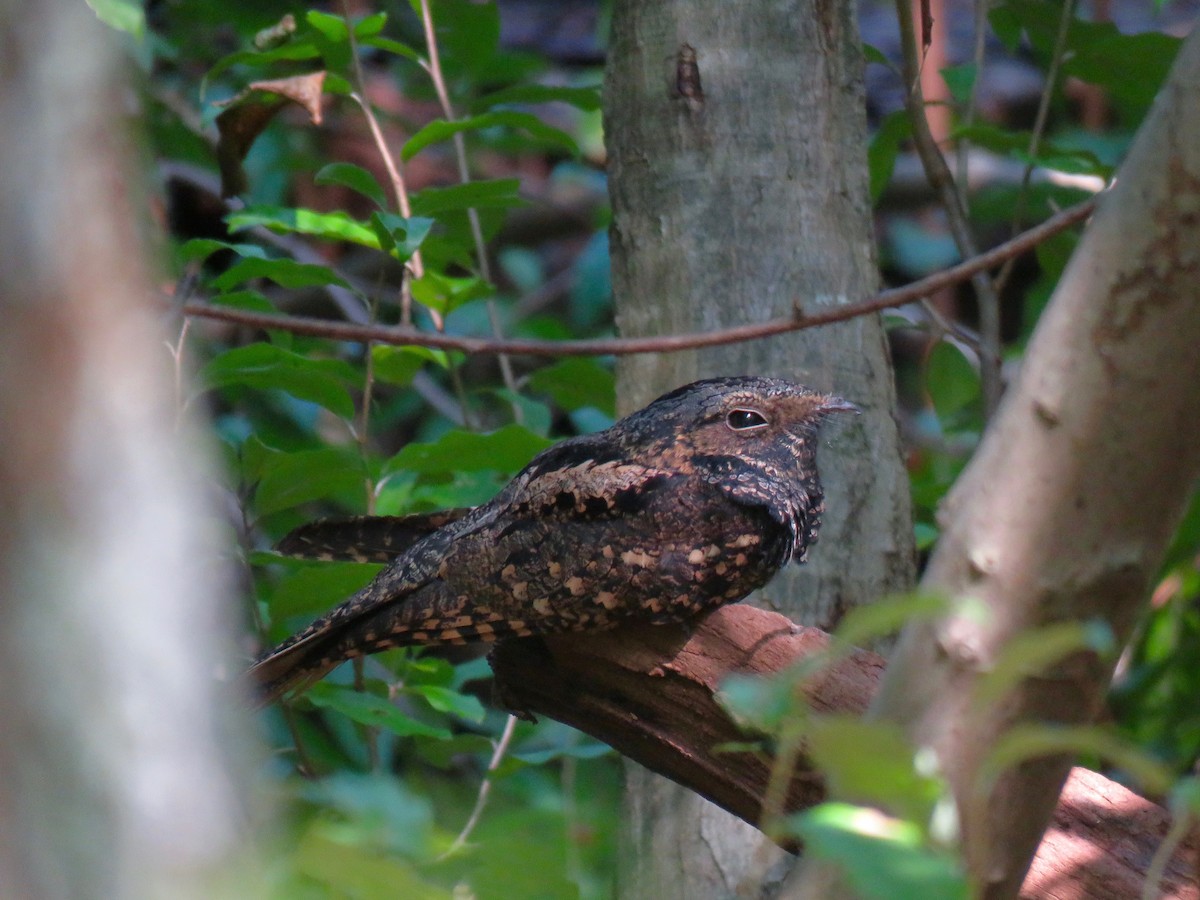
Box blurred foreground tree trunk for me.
[605,0,914,895]
[0,2,249,897]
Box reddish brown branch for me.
[491,605,882,835]
[180,198,1097,358]
[489,605,1198,898]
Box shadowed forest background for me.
[2,0,1199,897]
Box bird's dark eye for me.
[726,408,769,430]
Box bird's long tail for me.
[276,509,472,563]
[247,592,539,706]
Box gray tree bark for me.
[604,1,914,895]
[0,2,251,897]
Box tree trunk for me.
[0,2,249,897]
[604,0,914,895]
[855,25,1200,900]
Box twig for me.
[896,0,1004,416]
[417,0,522,422]
[340,0,426,328]
[438,713,519,859]
[165,264,197,428]
[952,0,991,215]
[182,197,1096,358]
[994,0,1077,298]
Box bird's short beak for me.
[819,395,860,415]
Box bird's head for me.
[620,376,858,468]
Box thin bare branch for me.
[182,197,1096,359]
[437,713,519,860]
[896,0,1004,415]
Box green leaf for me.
[983,725,1174,797]
[314,162,388,209]
[914,522,939,550]
[833,593,951,650]
[86,0,145,40]
[208,289,276,314]
[418,0,500,76]
[528,359,616,416]
[490,389,553,436]
[267,561,383,621]
[806,716,944,825]
[203,42,323,93]
[925,340,979,421]
[410,270,492,317]
[254,447,365,517]
[371,345,449,386]
[974,621,1115,708]
[238,434,279,486]
[511,741,612,766]
[226,205,379,248]
[1012,146,1110,178]
[293,826,441,896]
[940,63,976,106]
[868,110,911,204]
[718,673,800,735]
[990,2,1180,122]
[200,343,358,419]
[369,212,435,262]
[322,72,353,96]
[952,122,1026,155]
[388,425,555,476]
[401,111,578,162]
[353,12,387,38]
[790,804,968,900]
[306,685,453,738]
[862,43,891,68]
[305,10,349,43]
[1067,32,1180,121]
[179,238,269,263]
[988,6,1023,53]
[473,83,603,113]
[361,35,423,63]
[405,655,456,688]
[954,124,1110,178]
[410,178,525,215]
[211,257,350,291]
[412,685,486,723]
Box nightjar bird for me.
[250,376,855,702]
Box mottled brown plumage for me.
[251,376,854,702]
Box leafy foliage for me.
[139,1,614,895]
[104,0,1200,895]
